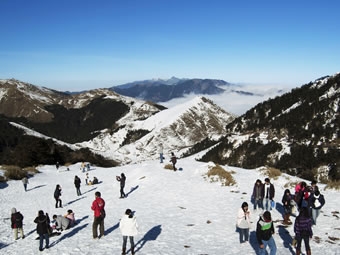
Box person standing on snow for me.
[11,208,24,240]
[22,176,29,192]
[74,175,81,196]
[119,208,138,255]
[309,189,325,225]
[116,173,126,198]
[91,191,105,239]
[236,202,251,244]
[294,207,313,255]
[252,179,264,211]
[54,184,62,208]
[170,152,177,171]
[282,189,293,225]
[256,211,276,255]
[34,210,50,251]
[262,178,275,211]
[158,143,164,163]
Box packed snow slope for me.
[0,156,339,254]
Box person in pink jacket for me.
[91,191,105,239]
[119,209,138,255]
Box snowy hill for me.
[0,158,339,254]
[1,78,235,167]
[199,73,340,181]
[77,96,235,164]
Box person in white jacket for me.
[236,202,252,244]
[119,209,138,255]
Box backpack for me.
[16,213,23,222]
[100,208,106,219]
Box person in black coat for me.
[74,175,81,196]
[256,211,277,255]
[282,189,293,225]
[34,210,50,251]
[11,208,24,240]
[262,178,275,211]
[309,189,325,225]
[54,184,62,208]
[170,152,177,171]
[116,173,126,198]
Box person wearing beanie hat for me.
[256,211,276,255]
[236,202,252,244]
[11,207,24,240]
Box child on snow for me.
[64,209,76,227]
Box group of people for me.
[158,144,178,171]
[11,208,76,251]
[90,191,138,255]
[252,178,275,212]
[237,178,326,255]
[84,172,99,186]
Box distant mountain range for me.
[110,77,252,102]
[0,73,339,182]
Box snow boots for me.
[121,248,126,255]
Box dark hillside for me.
[199,74,340,181]
[17,96,130,143]
[0,115,117,168]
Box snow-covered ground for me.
[0,156,339,255]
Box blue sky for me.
[0,0,339,91]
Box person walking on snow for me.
[119,209,138,255]
[117,173,126,198]
[22,176,29,191]
[74,175,81,196]
[256,211,277,255]
[11,208,24,240]
[236,202,251,244]
[91,191,105,239]
[54,184,62,208]
[170,152,177,171]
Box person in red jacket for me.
[91,191,105,239]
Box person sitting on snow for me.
[52,214,70,231]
